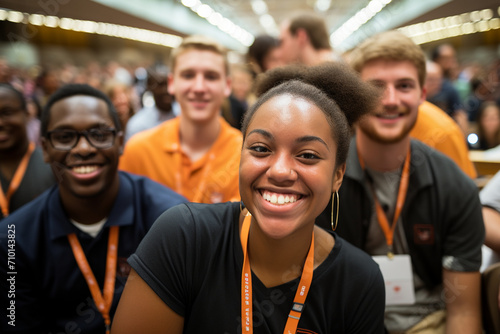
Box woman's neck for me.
[244,217,333,288]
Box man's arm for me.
[442,269,482,334]
[482,206,500,253]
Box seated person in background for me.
[278,12,343,66]
[0,83,54,220]
[247,34,283,74]
[481,169,500,256]
[221,63,254,130]
[125,66,177,141]
[120,35,243,204]
[317,30,484,333]
[426,58,469,135]
[112,62,386,334]
[470,101,500,150]
[103,79,135,131]
[0,84,186,334]
[410,100,477,179]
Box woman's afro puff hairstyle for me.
[242,61,380,167]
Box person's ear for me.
[117,131,124,156]
[41,137,51,163]
[224,76,232,98]
[332,162,346,193]
[167,73,175,95]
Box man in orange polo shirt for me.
[119,35,242,203]
[410,100,477,179]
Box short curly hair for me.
[41,83,121,137]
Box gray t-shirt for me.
[365,167,445,332]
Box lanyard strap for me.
[174,150,215,203]
[67,226,119,334]
[359,149,411,257]
[240,215,314,334]
[0,142,35,217]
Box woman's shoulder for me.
[153,201,240,233]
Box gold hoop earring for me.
[331,191,339,231]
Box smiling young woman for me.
[111,62,385,334]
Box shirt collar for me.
[49,172,135,240]
[346,137,433,191]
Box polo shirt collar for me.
[49,172,135,241]
[162,117,181,153]
[346,137,433,193]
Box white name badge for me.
[372,254,415,305]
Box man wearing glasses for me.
[0,84,186,334]
[0,83,54,220]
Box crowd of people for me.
[0,11,499,334]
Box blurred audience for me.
[125,66,177,141]
[278,12,343,65]
[470,101,500,150]
[425,59,469,135]
[0,83,54,220]
[247,34,283,74]
[103,79,136,131]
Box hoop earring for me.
[331,191,339,231]
[240,201,251,216]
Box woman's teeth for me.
[263,192,298,205]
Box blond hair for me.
[348,30,426,87]
[169,35,229,74]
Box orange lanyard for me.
[174,151,215,203]
[0,142,35,217]
[240,215,314,334]
[67,226,119,334]
[359,149,411,258]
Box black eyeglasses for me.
[0,107,23,119]
[46,128,119,151]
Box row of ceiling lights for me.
[399,9,500,45]
[0,5,499,52]
[0,9,183,48]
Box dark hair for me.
[289,13,331,50]
[41,83,121,137]
[242,62,380,167]
[247,35,280,73]
[430,43,453,62]
[0,83,27,111]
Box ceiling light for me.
[7,11,24,23]
[315,0,331,12]
[251,0,268,15]
[197,4,213,18]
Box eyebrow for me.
[247,129,330,151]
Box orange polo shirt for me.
[120,117,243,203]
[410,101,477,179]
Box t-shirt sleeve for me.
[480,171,500,213]
[442,178,485,272]
[127,204,196,316]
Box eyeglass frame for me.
[0,107,24,120]
[45,128,121,151]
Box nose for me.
[193,74,206,92]
[382,85,399,108]
[72,134,97,157]
[266,152,298,183]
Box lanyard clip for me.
[291,302,304,313]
